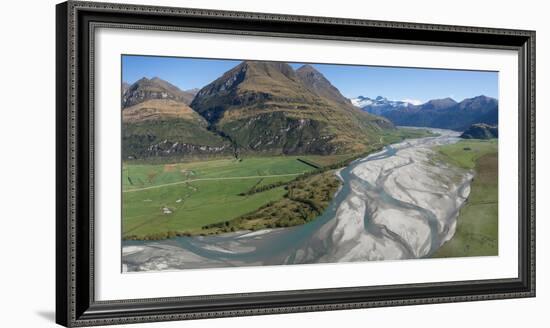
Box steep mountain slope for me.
[364,95,497,131]
[121,80,231,159]
[296,64,351,106]
[295,65,393,134]
[122,99,204,123]
[191,61,393,155]
[122,77,196,108]
[184,88,200,98]
[122,82,130,96]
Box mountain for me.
[351,96,415,115]
[122,99,204,123]
[420,97,457,111]
[121,81,231,159]
[122,77,196,108]
[122,82,130,96]
[372,95,498,131]
[184,88,200,97]
[296,64,352,106]
[460,123,498,139]
[295,65,393,136]
[191,61,393,155]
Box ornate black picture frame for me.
[56,1,535,326]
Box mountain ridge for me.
[296,64,352,106]
[351,96,415,115]
[121,78,232,159]
[191,61,393,155]
[355,95,498,131]
[122,77,196,108]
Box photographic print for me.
[121,55,499,272]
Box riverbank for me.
[292,129,474,263]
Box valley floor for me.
[122,128,486,271]
[123,156,314,240]
[122,127,433,240]
[432,139,498,257]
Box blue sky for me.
[122,55,498,104]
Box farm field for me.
[433,139,498,257]
[123,156,313,190]
[433,139,498,170]
[122,156,316,239]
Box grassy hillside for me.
[434,139,497,169]
[432,139,498,258]
[122,99,203,123]
[122,99,232,159]
[122,63,398,160]
[191,61,394,155]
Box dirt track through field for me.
[123,173,303,193]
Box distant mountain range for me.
[351,96,415,115]
[352,95,498,131]
[122,62,392,159]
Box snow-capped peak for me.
[401,98,424,106]
[351,96,423,109]
[351,97,374,107]
[350,95,424,115]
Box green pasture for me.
[122,156,314,238]
[434,139,498,170]
[433,139,498,258]
[123,156,312,190]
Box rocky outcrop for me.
[460,123,498,139]
[145,140,229,157]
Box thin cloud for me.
[401,98,424,106]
